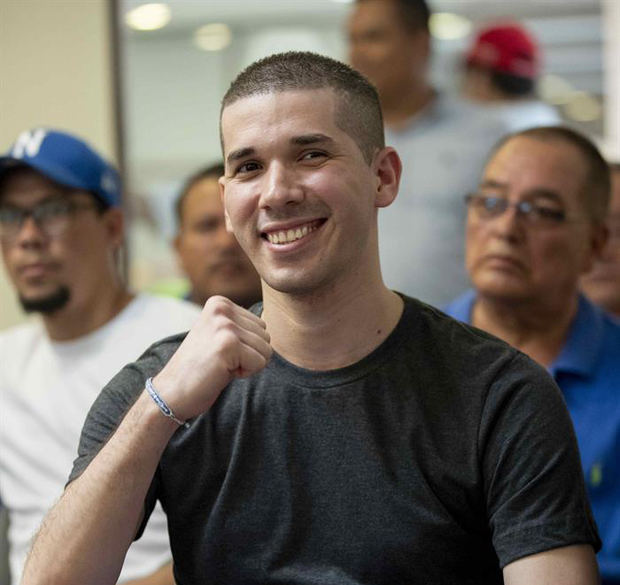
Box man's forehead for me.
[482,138,591,210]
[489,137,586,179]
[0,167,58,203]
[187,177,222,204]
[221,88,338,140]
[0,167,88,207]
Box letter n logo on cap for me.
[11,129,48,159]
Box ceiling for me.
[122,0,602,31]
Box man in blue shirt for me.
[444,125,620,585]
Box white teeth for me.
[266,222,318,245]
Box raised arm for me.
[503,544,599,585]
[21,297,272,585]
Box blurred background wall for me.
[0,0,118,331]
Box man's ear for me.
[103,207,125,250]
[219,176,233,233]
[372,147,402,209]
[411,29,431,61]
[582,221,609,274]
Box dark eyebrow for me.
[522,188,564,204]
[479,179,508,191]
[0,192,69,209]
[226,134,335,170]
[291,133,335,147]
[479,181,563,204]
[226,147,255,167]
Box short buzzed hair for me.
[175,162,224,228]
[221,51,384,164]
[492,126,611,223]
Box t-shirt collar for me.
[549,294,604,378]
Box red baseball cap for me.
[465,22,540,80]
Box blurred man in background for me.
[444,126,619,585]
[174,163,261,308]
[0,128,200,584]
[348,0,507,306]
[581,162,620,317]
[462,21,561,131]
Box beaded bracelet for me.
[145,377,190,429]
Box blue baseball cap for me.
[0,128,121,207]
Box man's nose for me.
[488,205,525,241]
[14,215,48,248]
[259,162,304,209]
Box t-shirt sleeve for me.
[480,351,601,567]
[67,334,184,538]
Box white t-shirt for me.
[380,95,508,307]
[0,293,201,583]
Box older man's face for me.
[466,136,603,307]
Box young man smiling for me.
[22,55,600,585]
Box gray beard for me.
[19,286,70,314]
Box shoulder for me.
[132,293,201,320]
[0,319,44,362]
[600,307,620,341]
[123,293,201,332]
[79,332,187,432]
[400,295,545,393]
[442,290,476,322]
[403,295,515,359]
[438,95,508,135]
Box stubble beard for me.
[19,285,71,314]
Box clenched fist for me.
[152,296,272,421]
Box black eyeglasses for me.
[0,198,99,242]
[465,193,569,227]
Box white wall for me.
[0,0,118,331]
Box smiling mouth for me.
[263,219,324,245]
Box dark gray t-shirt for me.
[71,296,600,585]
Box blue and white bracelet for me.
[145,377,190,429]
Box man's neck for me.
[381,84,435,130]
[471,293,579,368]
[43,286,134,342]
[261,280,403,371]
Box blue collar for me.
[549,294,604,378]
[443,291,604,378]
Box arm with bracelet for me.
[21,297,272,585]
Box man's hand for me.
[153,296,272,422]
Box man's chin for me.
[19,286,71,315]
